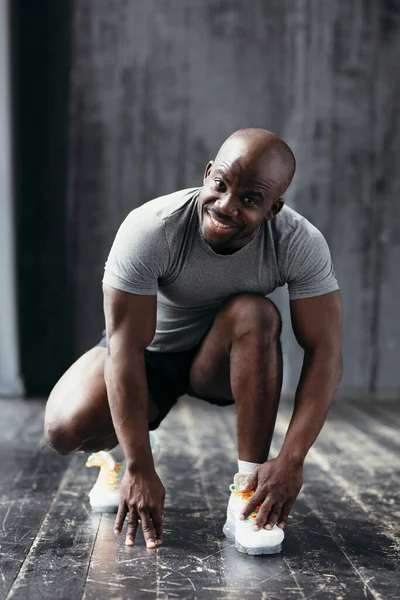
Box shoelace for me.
[101,464,122,490]
[86,453,123,491]
[229,483,261,520]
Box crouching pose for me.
[44,128,343,555]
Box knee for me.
[224,294,282,340]
[44,416,79,456]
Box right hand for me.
[114,466,166,548]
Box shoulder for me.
[273,204,319,236]
[135,187,200,223]
[278,205,339,298]
[116,188,199,244]
[272,204,328,252]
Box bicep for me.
[103,283,157,352]
[289,290,343,352]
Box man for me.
[44,128,343,556]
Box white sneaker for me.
[86,432,159,513]
[223,473,285,555]
[86,450,124,512]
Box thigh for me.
[45,346,114,441]
[45,345,161,443]
[187,305,234,404]
[187,293,279,403]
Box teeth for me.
[210,214,232,229]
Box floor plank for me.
[283,405,400,544]
[274,403,400,600]
[82,402,227,600]
[191,400,382,600]
[179,400,298,600]
[0,401,69,598]
[6,456,100,600]
[331,400,400,459]
[0,396,399,600]
[345,399,400,443]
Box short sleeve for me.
[102,208,170,295]
[286,219,339,300]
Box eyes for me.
[214,179,259,206]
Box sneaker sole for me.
[223,520,282,556]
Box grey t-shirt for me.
[102,187,339,352]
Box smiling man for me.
[44,128,343,556]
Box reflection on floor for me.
[0,395,399,600]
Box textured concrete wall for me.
[0,0,24,396]
[279,1,400,394]
[67,0,400,394]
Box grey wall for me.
[0,0,24,396]
[13,0,73,395]
[67,0,400,394]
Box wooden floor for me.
[0,395,399,600]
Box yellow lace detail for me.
[229,483,260,520]
[86,452,123,491]
[100,464,122,490]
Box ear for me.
[265,197,284,220]
[203,161,214,183]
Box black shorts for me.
[96,330,234,430]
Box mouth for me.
[205,209,237,232]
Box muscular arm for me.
[241,290,343,529]
[103,283,165,548]
[103,283,157,468]
[279,290,343,464]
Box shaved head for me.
[215,128,296,196]
[197,128,296,255]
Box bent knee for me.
[44,418,79,455]
[224,293,282,338]
[44,386,114,455]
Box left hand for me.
[240,457,303,530]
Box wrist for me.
[124,447,155,473]
[126,458,155,475]
[278,449,305,467]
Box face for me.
[197,145,285,255]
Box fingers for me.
[253,499,274,530]
[151,510,164,547]
[115,502,139,546]
[115,504,164,548]
[139,510,158,549]
[263,504,282,530]
[240,490,263,520]
[241,469,258,493]
[125,510,139,546]
[114,504,128,536]
[257,500,294,530]
[277,500,294,529]
[241,495,294,530]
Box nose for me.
[214,192,239,220]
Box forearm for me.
[279,349,343,464]
[104,351,154,470]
